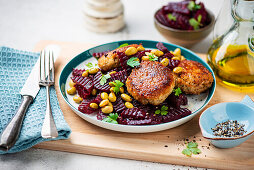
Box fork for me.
[39,50,58,139]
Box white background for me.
[0,0,223,169]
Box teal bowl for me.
[59,40,216,133]
[199,96,254,148]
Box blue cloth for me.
[0,47,71,154]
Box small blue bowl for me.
[199,96,254,148]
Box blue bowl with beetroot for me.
[59,40,216,133]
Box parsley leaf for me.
[110,80,124,94]
[173,87,182,96]
[161,111,168,115]
[155,105,168,115]
[189,15,202,30]
[127,57,140,67]
[182,148,192,157]
[118,43,129,48]
[182,141,201,157]
[155,110,161,114]
[197,15,202,23]
[187,1,201,11]
[102,113,118,124]
[167,13,176,21]
[100,73,111,85]
[161,105,168,111]
[148,54,158,61]
[86,62,94,68]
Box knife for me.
[0,57,40,151]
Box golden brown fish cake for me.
[126,61,175,105]
[175,60,213,94]
[98,44,142,71]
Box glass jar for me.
[207,0,254,90]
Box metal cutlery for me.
[39,50,58,139]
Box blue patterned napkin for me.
[0,47,71,154]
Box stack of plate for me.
[83,0,125,33]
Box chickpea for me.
[109,71,116,75]
[88,68,99,74]
[69,80,76,88]
[101,106,113,114]
[173,67,183,74]
[160,58,169,67]
[91,88,97,96]
[151,49,164,57]
[120,87,124,93]
[110,87,115,92]
[67,87,76,95]
[99,99,109,107]
[173,48,181,57]
[73,95,83,104]
[125,102,134,109]
[172,57,180,60]
[137,46,145,51]
[121,93,132,102]
[108,92,117,102]
[125,47,138,56]
[90,103,98,109]
[82,71,89,77]
[101,92,109,100]
[142,56,150,61]
[109,82,115,87]
[107,101,113,107]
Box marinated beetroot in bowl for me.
[155,0,211,30]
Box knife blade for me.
[0,45,60,151]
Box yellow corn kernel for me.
[172,57,180,60]
[173,48,181,57]
[137,46,145,51]
[99,99,109,107]
[69,80,76,88]
[109,82,115,87]
[67,87,76,95]
[121,93,132,102]
[119,87,124,93]
[173,67,183,74]
[90,103,98,109]
[88,68,99,74]
[91,88,97,96]
[125,47,138,56]
[142,56,150,61]
[101,106,113,114]
[108,92,117,102]
[160,58,169,66]
[101,92,109,100]
[125,102,134,109]
[180,55,186,60]
[73,95,83,104]
[82,71,89,77]
[110,87,115,92]
[109,71,117,75]
[151,49,164,57]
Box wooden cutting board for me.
[33,40,254,170]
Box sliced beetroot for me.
[93,71,111,92]
[156,42,169,53]
[78,101,98,114]
[110,69,128,83]
[168,59,180,70]
[72,69,86,77]
[168,93,188,109]
[97,110,107,120]
[118,119,152,125]
[120,108,147,120]
[93,50,110,58]
[112,95,125,114]
[72,76,94,94]
[75,84,90,99]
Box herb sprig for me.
[148,54,158,61]
[167,13,176,21]
[155,105,168,115]
[187,1,201,11]
[100,73,111,85]
[118,43,129,48]
[189,15,202,30]
[182,141,201,157]
[127,57,140,67]
[86,62,97,69]
[102,113,118,124]
[110,80,124,94]
[173,87,182,96]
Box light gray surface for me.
[0,0,222,169]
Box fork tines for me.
[39,50,55,86]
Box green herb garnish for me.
[110,80,124,94]
[148,54,158,61]
[173,87,182,96]
[187,1,201,11]
[102,113,118,124]
[127,57,140,67]
[182,141,201,157]
[189,15,202,30]
[86,62,97,69]
[155,105,168,115]
[118,43,129,48]
[99,73,111,85]
[167,13,176,21]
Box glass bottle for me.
[207,0,254,90]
